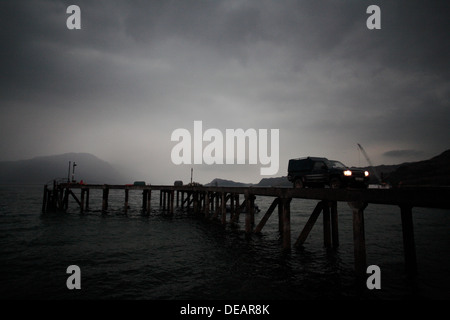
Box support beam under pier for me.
[348,201,368,285]
[281,197,292,250]
[400,205,417,277]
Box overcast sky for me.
[1,0,449,184]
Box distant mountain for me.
[205,176,292,187]
[205,178,253,187]
[0,153,126,185]
[385,149,450,186]
[257,176,292,187]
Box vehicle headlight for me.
[364,171,370,177]
[344,170,352,176]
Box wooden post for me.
[400,205,417,277]
[231,194,240,223]
[193,191,198,214]
[58,185,64,210]
[163,191,170,210]
[221,192,226,225]
[166,191,170,213]
[330,201,339,247]
[281,197,292,250]
[188,191,191,209]
[254,198,279,233]
[124,188,129,214]
[166,191,170,211]
[182,192,189,209]
[204,192,210,218]
[176,191,179,208]
[63,187,69,211]
[181,191,184,209]
[42,185,48,213]
[51,180,57,212]
[164,191,168,212]
[159,190,163,207]
[142,190,148,213]
[170,190,174,214]
[148,189,152,214]
[80,188,85,213]
[278,197,283,234]
[214,193,220,220]
[85,188,90,211]
[323,201,331,248]
[295,201,323,247]
[210,192,214,212]
[348,201,368,284]
[199,192,204,213]
[47,189,53,212]
[229,193,235,222]
[245,192,255,233]
[102,186,109,213]
[250,195,255,227]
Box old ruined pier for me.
[42,182,450,282]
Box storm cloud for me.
[1,0,449,184]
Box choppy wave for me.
[0,185,449,300]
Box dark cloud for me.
[0,0,449,183]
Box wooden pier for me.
[42,181,450,283]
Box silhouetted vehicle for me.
[287,157,369,189]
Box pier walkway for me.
[42,182,450,282]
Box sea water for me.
[0,185,449,300]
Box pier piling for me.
[102,186,109,213]
[80,188,85,213]
[400,204,417,277]
[124,188,129,213]
[331,201,339,248]
[348,201,368,284]
[42,185,48,213]
[281,197,292,250]
[42,181,450,281]
[323,201,331,248]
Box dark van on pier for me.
[287,157,369,189]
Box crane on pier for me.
[357,143,382,184]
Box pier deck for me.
[42,182,450,283]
